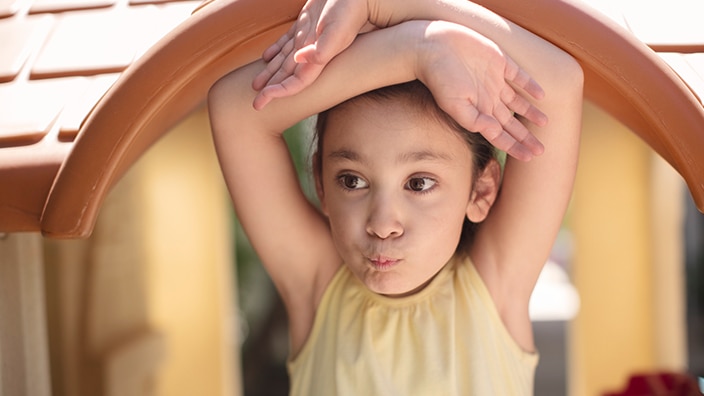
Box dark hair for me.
[314,80,497,248]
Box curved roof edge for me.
[40,0,704,238]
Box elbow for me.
[557,52,584,95]
[207,80,225,138]
[539,51,584,110]
[207,74,229,119]
[564,56,584,111]
[567,55,584,90]
[207,71,243,138]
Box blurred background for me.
[1,0,703,395]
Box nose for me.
[365,193,404,240]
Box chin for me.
[355,269,406,296]
[364,274,428,298]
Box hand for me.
[252,0,377,110]
[416,21,547,161]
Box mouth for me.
[367,255,401,271]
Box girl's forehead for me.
[322,100,471,158]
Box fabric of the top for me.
[287,254,539,396]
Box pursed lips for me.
[367,255,402,271]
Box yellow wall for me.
[135,106,240,396]
[568,102,687,395]
[42,106,240,396]
[0,233,51,396]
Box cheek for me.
[414,195,469,245]
[324,195,363,242]
[426,206,466,242]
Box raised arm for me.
[467,22,583,353]
[423,0,584,352]
[209,23,414,351]
[406,0,584,351]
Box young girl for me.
[208,0,583,394]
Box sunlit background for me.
[1,0,703,395]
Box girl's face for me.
[318,98,476,297]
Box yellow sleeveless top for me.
[287,255,538,396]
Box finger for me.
[296,0,368,65]
[265,52,299,87]
[482,122,534,161]
[279,62,323,94]
[294,23,379,64]
[495,96,545,157]
[464,109,536,161]
[521,77,545,101]
[502,116,545,156]
[501,86,548,127]
[263,0,318,61]
[252,62,324,110]
[302,21,356,65]
[253,74,306,110]
[293,43,320,64]
[252,52,285,90]
[262,26,294,62]
[294,10,317,50]
[252,39,295,90]
[502,137,534,162]
[471,103,536,161]
[253,77,304,110]
[441,99,493,134]
[512,69,545,101]
[253,78,297,110]
[504,56,545,100]
[522,105,549,128]
[481,123,531,162]
[494,105,542,155]
[252,90,273,111]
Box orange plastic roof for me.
[0,0,703,237]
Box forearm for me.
[379,0,579,93]
[209,23,418,137]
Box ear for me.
[466,159,501,223]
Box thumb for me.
[295,0,369,65]
[293,43,324,64]
[294,21,357,65]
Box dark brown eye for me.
[339,175,368,190]
[406,177,436,192]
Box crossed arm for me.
[210,20,531,350]
[210,0,583,353]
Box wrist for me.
[410,20,478,84]
[391,21,432,83]
[379,0,508,38]
[357,20,427,86]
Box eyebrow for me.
[327,148,454,164]
[398,150,454,163]
[328,149,361,162]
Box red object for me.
[604,372,702,396]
